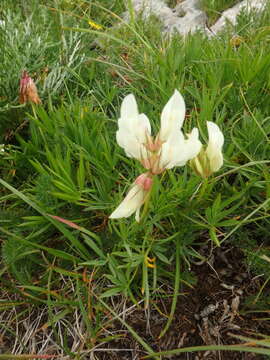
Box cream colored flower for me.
[159,128,202,170]
[159,89,186,143]
[205,121,224,173]
[116,90,201,174]
[111,91,204,221]
[116,94,151,161]
[110,173,153,222]
[190,121,224,178]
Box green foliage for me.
[0,0,270,356]
[2,238,39,284]
[0,6,88,141]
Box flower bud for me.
[190,122,224,178]
[19,71,41,105]
[135,173,153,191]
[110,173,153,222]
[190,148,211,178]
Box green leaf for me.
[209,227,220,247]
[155,252,171,265]
[217,219,239,226]
[77,152,86,191]
[80,259,107,266]
[82,234,106,259]
[50,191,81,201]
[100,287,122,298]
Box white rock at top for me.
[210,0,267,34]
[124,0,267,36]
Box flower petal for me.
[159,131,185,169]
[137,113,152,138]
[110,184,145,219]
[206,122,224,149]
[159,90,186,142]
[206,121,224,172]
[159,127,201,169]
[117,95,151,161]
[178,127,202,165]
[116,130,142,159]
[118,98,138,135]
[120,94,138,120]
[135,207,142,222]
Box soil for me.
[97,246,270,360]
[1,245,270,359]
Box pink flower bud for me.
[19,70,41,105]
[135,173,153,191]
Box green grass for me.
[165,0,179,8]
[200,0,240,25]
[1,0,270,358]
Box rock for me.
[123,0,176,24]
[210,0,267,34]
[172,0,208,35]
[123,0,267,37]
[123,0,208,35]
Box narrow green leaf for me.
[0,178,89,260]
[100,287,122,298]
[209,227,220,247]
[82,234,106,259]
[143,345,270,358]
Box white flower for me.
[159,128,202,170]
[110,184,145,222]
[159,89,186,143]
[116,90,201,174]
[116,94,151,161]
[190,121,224,178]
[110,173,153,222]
[111,91,204,221]
[205,121,224,173]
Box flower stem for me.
[196,177,209,203]
[31,103,37,119]
[139,176,155,223]
[159,239,181,338]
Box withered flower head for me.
[19,71,41,105]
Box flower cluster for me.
[110,90,224,221]
[116,90,201,175]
